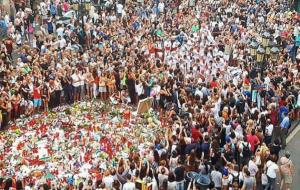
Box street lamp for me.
[71,0,79,16]
[266,40,276,56]
[80,0,91,25]
[261,31,271,47]
[256,46,265,63]
[270,46,280,61]
[84,0,91,10]
[249,40,259,57]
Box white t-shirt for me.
[16,33,22,45]
[211,170,222,188]
[78,74,85,86]
[248,160,258,177]
[71,73,80,87]
[122,181,135,190]
[158,2,165,12]
[102,175,114,189]
[167,181,176,190]
[158,173,168,188]
[136,83,144,96]
[116,3,123,14]
[265,124,274,137]
[60,38,67,48]
[56,27,64,37]
[266,160,279,179]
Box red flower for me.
[28,119,36,127]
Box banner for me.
[137,97,153,115]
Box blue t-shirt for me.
[132,21,140,30]
[295,35,300,47]
[280,117,290,129]
[50,4,56,16]
[279,106,289,122]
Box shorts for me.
[99,86,107,93]
[282,173,293,184]
[33,99,42,107]
[73,86,80,94]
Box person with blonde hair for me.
[246,119,254,135]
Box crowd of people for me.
[0,0,300,189]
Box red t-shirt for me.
[269,110,278,126]
[247,135,260,152]
[279,99,286,107]
[33,87,41,99]
[191,127,202,143]
[244,78,250,86]
[210,81,218,89]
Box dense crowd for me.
[0,0,300,189]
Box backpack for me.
[230,173,240,188]
[242,142,251,158]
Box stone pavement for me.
[284,122,300,190]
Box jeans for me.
[265,136,272,145]
[176,180,185,190]
[64,85,73,104]
[280,128,288,148]
[265,176,276,190]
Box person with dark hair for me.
[0,178,4,189]
[238,136,252,167]
[265,119,274,145]
[201,135,210,160]
[167,173,177,190]
[112,180,121,190]
[95,180,102,189]
[241,168,256,190]
[122,174,135,190]
[4,178,12,190]
[211,165,222,190]
[159,179,168,190]
[85,179,93,190]
[38,184,50,190]
[265,155,280,190]
[78,182,84,190]
[174,156,185,190]
[126,71,137,105]
[270,139,281,159]
[16,180,23,190]
[157,166,168,188]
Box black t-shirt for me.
[270,144,281,156]
[201,142,210,159]
[20,84,30,99]
[240,15,247,28]
[212,27,220,37]
[236,100,245,114]
[174,166,185,182]
[224,150,234,163]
